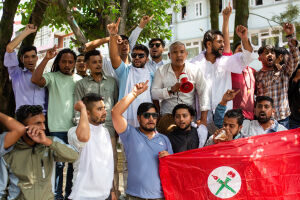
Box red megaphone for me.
[179,73,193,93]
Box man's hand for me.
[220,89,240,106]
[111,191,117,200]
[45,45,57,60]
[107,18,120,35]
[27,126,51,146]
[222,2,232,20]
[274,54,283,71]
[139,15,154,28]
[170,82,181,94]
[24,24,37,35]
[236,25,248,40]
[159,150,170,158]
[74,101,86,112]
[213,128,233,144]
[283,23,295,36]
[132,80,149,97]
[293,69,300,83]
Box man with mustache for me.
[190,24,254,133]
[256,23,299,129]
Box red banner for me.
[159,128,300,200]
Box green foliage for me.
[17,0,185,43]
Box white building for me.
[166,0,300,68]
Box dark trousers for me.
[49,132,73,200]
[289,117,300,129]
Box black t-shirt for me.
[288,66,300,122]
[166,126,199,153]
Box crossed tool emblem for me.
[211,171,237,195]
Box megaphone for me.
[179,73,193,93]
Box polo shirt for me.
[43,71,82,132]
[119,125,173,199]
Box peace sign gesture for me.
[107,18,121,35]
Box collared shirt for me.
[68,124,113,200]
[145,59,165,73]
[74,74,118,136]
[4,51,46,112]
[151,62,210,115]
[190,49,254,113]
[43,71,82,132]
[255,37,299,120]
[119,125,173,199]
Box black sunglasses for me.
[131,53,145,59]
[149,43,161,48]
[142,112,159,119]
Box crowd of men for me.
[0,4,300,200]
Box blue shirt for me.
[120,125,173,199]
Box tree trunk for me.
[233,0,249,49]
[19,0,50,49]
[210,0,219,30]
[0,0,21,131]
[119,0,129,35]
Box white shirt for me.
[145,59,166,73]
[68,124,114,200]
[151,62,210,115]
[190,50,254,113]
[241,120,287,138]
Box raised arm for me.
[6,24,37,53]
[74,101,90,142]
[0,112,26,149]
[236,25,253,53]
[111,80,149,134]
[31,46,57,87]
[222,3,232,54]
[108,18,122,69]
[84,37,110,52]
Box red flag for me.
[159,128,300,200]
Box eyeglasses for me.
[131,53,145,59]
[149,43,161,48]
[142,112,159,119]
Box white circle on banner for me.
[207,166,241,199]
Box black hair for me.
[82,93,104,111]
[16,105,43,124]
[137,102,157,116]
[84,50,101,62]
[224,109,244,126]
[51,48,77,72]
[258,45,275,55]
[149,38,166,47]
[18,46,37,69]
[274,47,289,58]
[77,53,85,58]
[233,42,242,52]
[132,44,149,57]
[172,104,196,117]
[120,35,129,41]
[255,96,274,108]
[203,30,224,49]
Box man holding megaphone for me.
[152,41,210,131]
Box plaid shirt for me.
[255,36,299,120]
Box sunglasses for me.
[131,53,145,59]
[149,43,161,48]
[142,112,159,119]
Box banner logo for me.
[207,166,241,199]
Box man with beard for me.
[73,50,119,197]
[166,104,208,153]
[111,81,173,200]
[68,94,115,200]
[108,18,153,127]
[146,38,166,73]
[4,24,46,113]
[212,90,286,144]
[256,23,299,129]
[75,53,88,77]
[151,41,209,126]
[190,25,254,133]
[0,105,78,199]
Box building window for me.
[181,6,187,20]
[255,0,263,5]
[195,2,203,17]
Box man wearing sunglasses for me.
[111,80,173,200]
[146,38,166,73]
[108,18,153,128]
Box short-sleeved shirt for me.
[0,132,14,157]
[4,52,46,112]
[119,125,173,199]
[43,71,82,132]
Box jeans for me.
[278,116,289,129]
[289,117,300,129]
[49,132,73,200]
